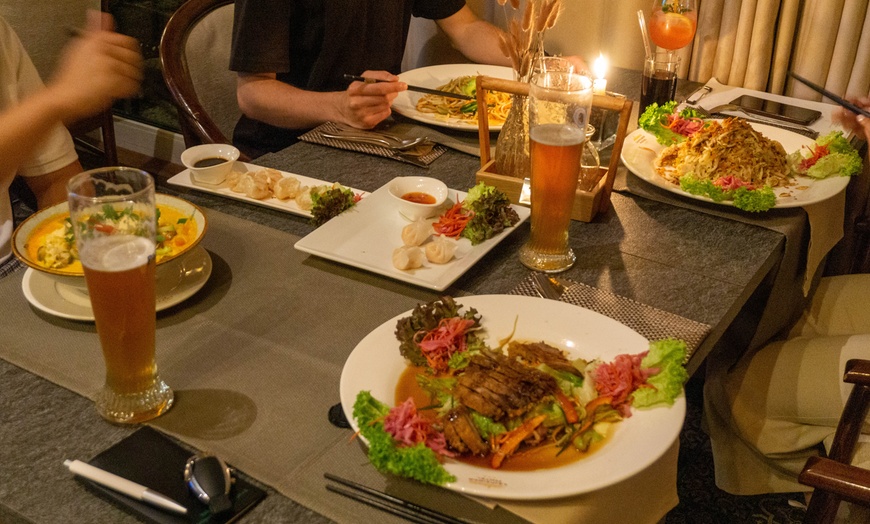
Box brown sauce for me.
[401,192,436,204]
[193,157,228,168]
[395,365,612,472]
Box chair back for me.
[160,0,239,149]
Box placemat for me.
[0,256,22,278]
[510,273,711,362]
[299,122,448,167]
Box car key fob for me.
[184,453,233,514]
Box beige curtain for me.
[688,0,870,100]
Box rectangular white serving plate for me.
[167,162,368,218]
[294,179,529,291]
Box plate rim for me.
[393,64,515,132]
[338,294,686,500]
[293,178,529,291]
[620,123,850,209]
[21,245,213,321]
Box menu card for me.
[79,427,266,524]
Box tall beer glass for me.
[68,167,173,423]
[519,71,593,272]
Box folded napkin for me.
[510,273,712,361]
[299,122,448,167]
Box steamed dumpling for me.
[295,186,313,210]
[424,235,457,264]
[401,219,432,247]
[273,175,302,200]
[392,245,425,270]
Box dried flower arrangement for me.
[497,0,565,82]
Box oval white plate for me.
[620,122,850,208]
[22,245,212,321]
[339,295,686,500]
[392,64,515,132]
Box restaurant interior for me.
[2,1,870,523]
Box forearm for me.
[236,74,346,130]
[446,20,512,66]
[0,89,72,186]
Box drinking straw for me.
[637,10,653,60]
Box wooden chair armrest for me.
[800,456,870,507]
[845,359,870,386]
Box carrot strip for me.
[491,414,547,469]
[554,390,579,424]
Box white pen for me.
[64,459,188,515]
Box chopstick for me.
[789,71,870,118]
[343,74,474,101]
[324,473,467,524]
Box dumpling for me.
[225,170,243,189]
[273,176,302,200]
[236,172,271,200]
[259,168,283,190]
[392,245,425,270]
[401,219,432,247]
[424,235,457,264]
[295,186,313,210]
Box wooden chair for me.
[799,359,870,523]
[159,0,247,158]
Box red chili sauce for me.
[401,192,436,205]
[395,365,612,471]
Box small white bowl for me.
[181,144,240,185]
[387,176,449,221]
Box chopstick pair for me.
[343,74,474,101]
[324,473,467,524]
[789,71,870,118]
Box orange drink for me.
[648,1,697,50]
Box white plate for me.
[293,179,529,291]
[21,245,212,321]
[393,64,515,132]
[339,295,686,500]
[620,123,850,208]
[167,162,368,218]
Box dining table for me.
[0,66,845,524]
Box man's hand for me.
[47,11,143,124]
[834,96,870,144]
[338,70,406,129]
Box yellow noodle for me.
[414,76,512,126]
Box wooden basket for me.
[473,76,633,222]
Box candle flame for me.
[593,53,608,80]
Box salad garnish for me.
[787,130,863,179]
[432,183,520,245]
[310,185,363,226]
[356,298,689,485]
[638,101,705,145]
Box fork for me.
[693,104,819,139]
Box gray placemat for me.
[510,273,711,362]
[299,122,448,167]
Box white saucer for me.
[22,245,213,321]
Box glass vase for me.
[494,93,531,180]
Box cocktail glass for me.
[648,0,697,50]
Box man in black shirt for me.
[230,1,518,158]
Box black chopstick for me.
[789,71,870,118]
[324,473,467,524]
[343,74,474,101]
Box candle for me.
[593,53,608,94]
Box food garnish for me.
[355,298,689,484]
[638,101,705,145]
[787,131,862,179]
[310,184,363,226]
[432,183,520,245]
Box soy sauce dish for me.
[387,176,448,221]
[181,144,240,185]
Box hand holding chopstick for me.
[344,74,474,101]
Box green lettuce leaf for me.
[631,339,689,409]
[353,391,455,485]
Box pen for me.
[342,74,474,100]
[64,459,188,515]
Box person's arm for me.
[236,69,406,131]
[436,6,588,73]
[3,11,141,204]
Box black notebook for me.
[79,427,266,524]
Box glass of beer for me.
[519,71,593,273]
[67,167,173,424]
